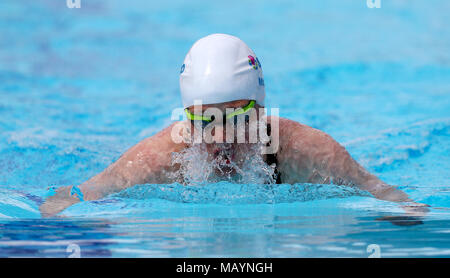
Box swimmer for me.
[40,34,428,220]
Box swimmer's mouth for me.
[211,149,237,176]
[213,149,235,164]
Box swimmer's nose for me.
[213,125,226,143]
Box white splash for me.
[170,142,277,185]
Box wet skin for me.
[40,99,429,221]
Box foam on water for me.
[114,182,370,205]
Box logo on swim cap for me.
[248,55,258,70]
[256,57,262,69]
[180,64,185,74]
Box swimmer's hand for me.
[39,186,81,218]
[402,201,430,216]
[377,202,430,226]
[366,183,430,226]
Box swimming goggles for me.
[185,100,255,128]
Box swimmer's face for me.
[186,99,263,158]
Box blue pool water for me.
[1,0,450,257]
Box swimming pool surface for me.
[0,0,449,257]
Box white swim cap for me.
[180,33,265,108]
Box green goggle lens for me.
[185,100,255,126]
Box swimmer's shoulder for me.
[137,121,188,154]
[265,116,312,138]
[265,116,331,153]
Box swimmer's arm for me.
[277,118,412,203]
[79,122,186,200]
[39,122,186,217]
